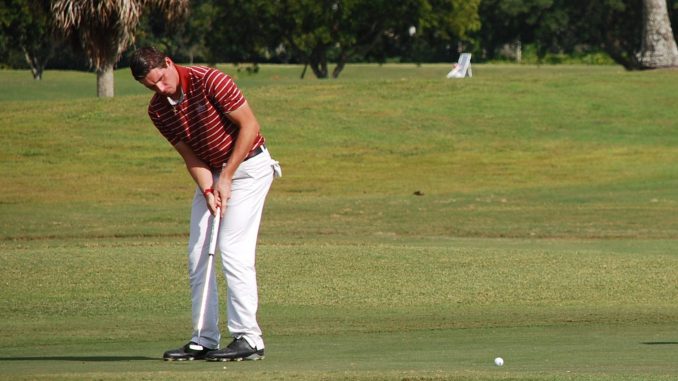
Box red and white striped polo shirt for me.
[147,65,265,170]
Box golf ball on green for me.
[494,357,504,366]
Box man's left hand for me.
[215,177,232,217]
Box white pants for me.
[187,149,278,350]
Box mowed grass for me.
[0,64,677,380]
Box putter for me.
[189,207,221,352]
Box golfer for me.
[130,47,280,361]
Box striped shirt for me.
[147,65,265,170]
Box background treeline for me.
[1,0,677,78]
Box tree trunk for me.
[515,39,522,63]
[300,62,308,79]
[24,51,44,80]
[97,65,115,98]
[309,63,328,78]
[332,60,346,79]
[638,0,678,68]
[309,49,329,79]
[23,48,50,80]
[332,50,347,78]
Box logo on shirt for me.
[195,102,207,114]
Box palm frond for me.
[52,0,189,70]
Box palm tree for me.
[52,0,188,97]
[638,0,678,68]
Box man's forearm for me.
[186,164,214,193]
[173,141,214,192]
[220,104,261,181]
[220,123,259,180]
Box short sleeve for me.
[203,69,247,113]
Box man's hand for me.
[204,190,219,216]
[214,176,232,217]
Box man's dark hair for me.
[130,47,167,80]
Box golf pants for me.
[187,148,278,350]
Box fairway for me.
[1,64,677,380]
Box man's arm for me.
[174,141,218,215]
[213,104,261,216]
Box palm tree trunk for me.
[638,0,678,68]
[23,49,46,80]
[97,65,115,98]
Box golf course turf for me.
[1,63,677,380]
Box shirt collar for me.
[167,88,184,106]
[167,64,190,105]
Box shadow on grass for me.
[642,342,678,345]
[0,356,157,361]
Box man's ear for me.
[164,56,173,68]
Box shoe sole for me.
[163,356,207,361]
[206,353,265,362]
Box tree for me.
[475,0,554,61]
[52,0,188,98]
[638,0,678,67]
[548,0,678,69]
[203,0,279,67]
[479,0,678,70]
[280,0,481,78]
[131,0,213,64]
[0,0,54,79]
[559,0,642,68]
[205,0,480,79]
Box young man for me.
[130,47,280,362]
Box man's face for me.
[139,57,180,97]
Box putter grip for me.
[208,208,221,255]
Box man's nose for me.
[155,82,167,93]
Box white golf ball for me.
[494,357,504,366]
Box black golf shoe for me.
[163,342,213,361]
[205,338,265,362]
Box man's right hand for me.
[204,190,218,216]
